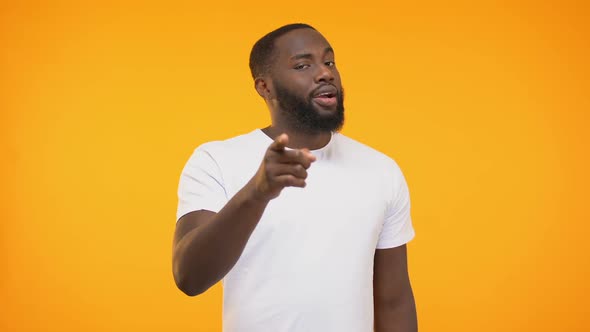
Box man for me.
[173,23,417,331]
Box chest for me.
[232,160,388,273]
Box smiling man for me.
[173,23,417,332]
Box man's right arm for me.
[172,134,315,296]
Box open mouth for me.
[312,89,338,108]
[316,91,335,98]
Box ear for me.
[254,77,272,100]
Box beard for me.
[273,80,345,134]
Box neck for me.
[261,124,332,150]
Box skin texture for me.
[255,28,343,148]
[172,28,417,331]
[374,245,418,331]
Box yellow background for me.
[2,1,589,331]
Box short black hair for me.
[249,23,316,80]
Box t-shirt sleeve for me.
[376,164,415,249]
[176,147,228,221]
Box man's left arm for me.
[373,244,417,332]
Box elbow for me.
[173,258,209,297]
[375,286,416,311]
[175,280,196,296]
[175,276,206,297]
[174,269,209,297]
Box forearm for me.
[374,288,417,332]
[173,179,269,296]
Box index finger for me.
[269,133,289,152]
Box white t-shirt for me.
[177,129,415,332]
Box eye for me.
[325,61,336,67]
[294,64,310,70]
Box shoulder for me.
[183,129,268,178]
[335,133,403,174]
[193,129,266,157]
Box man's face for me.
[269,28,344,133]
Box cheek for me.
[293,76,311,89]
[333,70,342,83]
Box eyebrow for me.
[290,47,334,61]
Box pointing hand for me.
[250,133,316,202]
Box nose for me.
[315,63,334,83]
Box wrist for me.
[243,178,272,205]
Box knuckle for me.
[276,176,287,186]
[265,165,277,176]
[287,175,297,186]
[296,165,307,177]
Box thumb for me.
[270,133,289,152]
